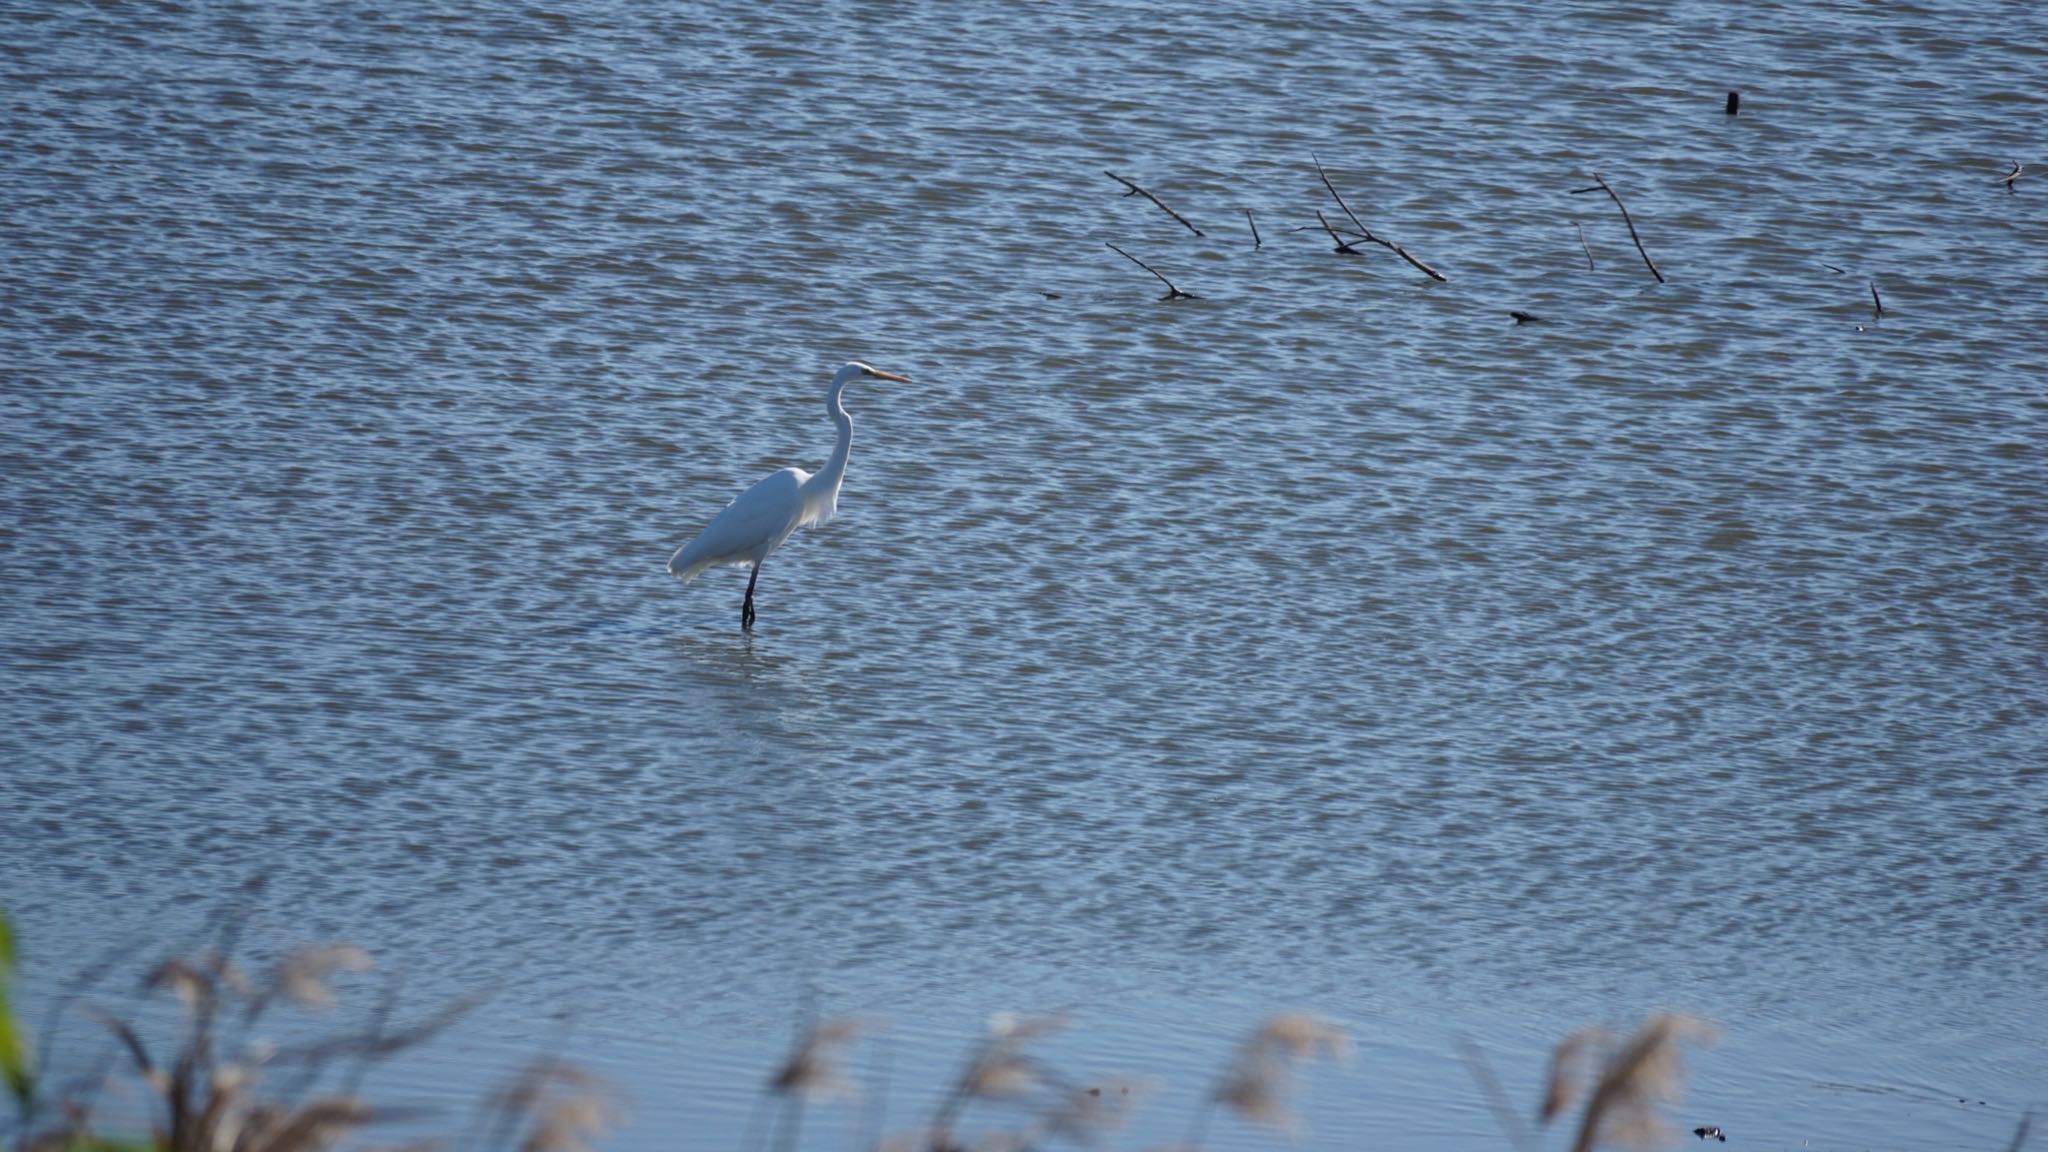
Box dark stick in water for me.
[1575,221,1595,270]
[1104,171,1204,236]
[1315,210,1363,254]
[1311,150,1374,239]
[1356,226,1449,282]
[1312,152,1448,281]
[1244,208,1261,249]
[1571,173,1664,283]
[1105,241,1194,299]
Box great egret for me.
[667,361,912,630]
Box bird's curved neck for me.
[811,374,855,496]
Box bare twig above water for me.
[1870,280,1883,319]
[1104,171,1203,236]
[1310,151,1372,240]
[1243,208,1261,249]
[1575,221,1595,270]
[1571,173,1664,283]
[1105,241,1194,299]
[1310,152,1449,281]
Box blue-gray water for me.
[3,2,2044,1149]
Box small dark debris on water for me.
[1694,1126,1727,1142]
[1043,292,1060,299]
[1510,310,1542,324]
[1725,91,1740,116]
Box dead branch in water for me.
[1356,226,1449,282]
[1243,208,1262,249]
[1574,221,1595,270]
[1104,241,1194,299]
[1104,171,1203,236]
[1870,280,1883,319]
[1290,219,1360,238]
[1571,173,1664,283]
[1996,161,2023,192]
[1310,152,1449,281]
[1315,210,1363,254]
[1310,151,1372,240]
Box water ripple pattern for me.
[3,2,2044,1146]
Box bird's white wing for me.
[668,468,810,583]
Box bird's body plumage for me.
[667,360,910,628]
[666,466,815,584]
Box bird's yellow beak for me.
[866,368,913,384]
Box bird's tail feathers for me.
[667,548,712,585]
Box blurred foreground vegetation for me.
[3,907,2024,1152]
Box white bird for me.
[668,360,912,629]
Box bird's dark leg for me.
[741,561,761,630]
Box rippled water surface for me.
[4,2,2044,1148]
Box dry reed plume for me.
[1179,1013,1349,1148]
[0,914,612,1152]
[1538,1014,1719,1152]
[896,1012,1144,1152]
[13,907,2026,1152]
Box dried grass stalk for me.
[927,1012,1073,1150]
[480,1060,621,1152]
[1542,1027,1611,1124]
[770,1017,865,1101]
[41,938,483,1152]
[1568,1015,1719,1152]
[1214,1014,1350,1135]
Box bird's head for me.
[841,361,912,385]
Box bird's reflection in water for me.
[662,626,832,752]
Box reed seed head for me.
[1215,1014,1350,1135]
[1568,1014,1719,1152]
